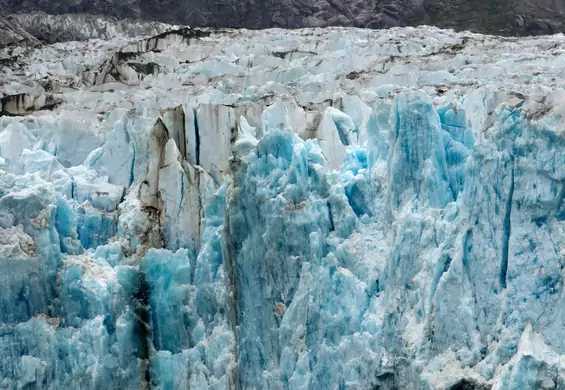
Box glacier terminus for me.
[1,19,565,389]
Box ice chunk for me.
[76,203,118,249]
[388,91,453,209]
[67,165,125,211]
[19,149,64,180]
[117,194,161,257]
[492,324,565,389]
[233,116,258,157]
[158,139,205,252]
[86,120,136,188]
[141,248,193,352]
[0,174,61,324]
[261,98,307,136]
[195,104,237,173]
[58,252,125,326]
[0,122,35,172]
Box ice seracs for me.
[2,22,565,389]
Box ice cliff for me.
[2,24,565,389]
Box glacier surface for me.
[2,23,565,389]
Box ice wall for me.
[2,25,565,390]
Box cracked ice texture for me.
[2,24,565,390]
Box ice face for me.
[3,24,565,389]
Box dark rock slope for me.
[2,0,565,36]
[2,12,176,45]
[0,13,39,46]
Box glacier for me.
[2,23,565,389]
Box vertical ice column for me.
[387,91,452,210]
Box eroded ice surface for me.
[2,23,565,389]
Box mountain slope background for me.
[1,0,565,38]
